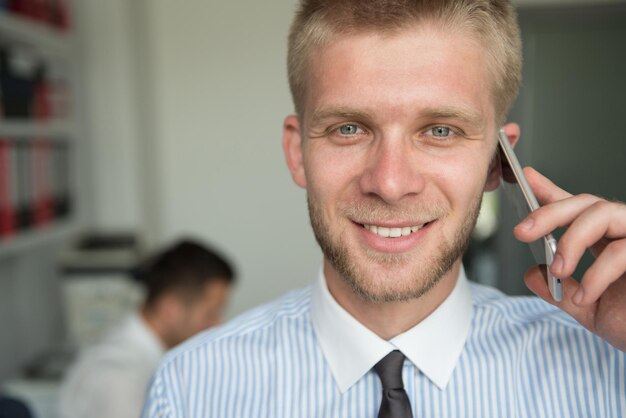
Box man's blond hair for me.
[287,0,522,124]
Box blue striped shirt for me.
[142,272,626,417]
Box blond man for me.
[143,1,626,417]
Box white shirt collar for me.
[311,266,473,393]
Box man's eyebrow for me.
[309,107,371,126]
[421,107,486,129]
[308,105,487,129]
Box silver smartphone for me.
[497,129,563,302]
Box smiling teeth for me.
[364,224,424,238]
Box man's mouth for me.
[360,222,431,238]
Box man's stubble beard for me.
[308,193,482,303]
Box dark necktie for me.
[374,350,414,418]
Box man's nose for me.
[358,136,425,204]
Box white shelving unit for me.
[0,120,74,137]
[0,9,79,258]
[0,220,76,256]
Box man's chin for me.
[346,279,440,303]
[337,265,444,303]
[362,248,413,266]
[329,241,464,302]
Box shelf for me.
[0,221,77,258]
[0,12,72,57]
[0,120,76,138]
[0,7,79,261]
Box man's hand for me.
[513,167,626,352]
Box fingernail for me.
[518,217,534,231]
[551,254,563,274]
[573,287,584,305]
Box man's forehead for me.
[302,27,495,130]
[307,21,487,61]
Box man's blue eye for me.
[432,126,451,137]
[339,124,359,135]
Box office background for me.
[0,0,625,404]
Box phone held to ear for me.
[497,128,563,302]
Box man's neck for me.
[324,260,461,340]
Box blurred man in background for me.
[59,239,235,418]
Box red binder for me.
[32,139,53,226]
[15,141,33,229]
[0,139,17,238]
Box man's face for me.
[283,25,499,303]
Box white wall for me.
[78,0,143,230]
[133,0,321,316]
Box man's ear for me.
[282,115,307,188]
[484,122,520,191]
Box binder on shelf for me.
[51,0,71,32]
[47,60,69,118]
[51,139,70,218]
[0,138,17,238]
[0,138,73,237]
[8,0,46,23]
[5,0,71,31]
[32,138,53,226]
[15,140,33,229]
[31,0,53,24]
[32,64,50,120]
[0,45,39,119]
[7,0,29,16]
[8,139,19,231]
